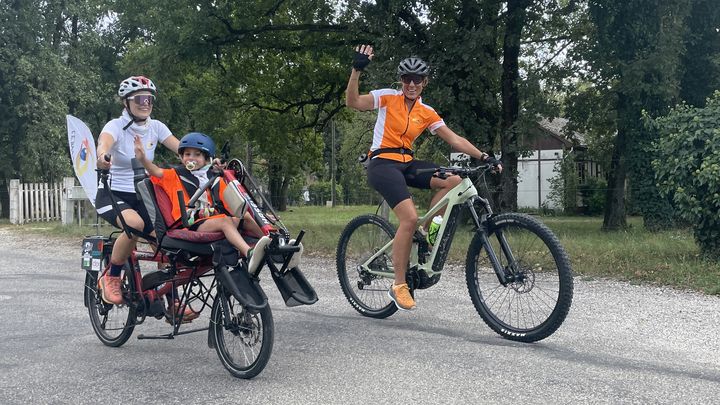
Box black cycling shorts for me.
[366,158,439,208]
[95,188,154,234]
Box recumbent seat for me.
[136,178,224,256]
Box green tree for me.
[652,93,720,258]
[111,0,348,209]
[0,0,114,217]
[583,0,691,231]
[336,112,382,205]
[678,0,720,108]
[547,151,579,213]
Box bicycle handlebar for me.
[415,164,495,178]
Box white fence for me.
[8,177,90,225]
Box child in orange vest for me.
[134,132,271,273]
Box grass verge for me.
[6,205,719,294]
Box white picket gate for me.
[8,178,90,225]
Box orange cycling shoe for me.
[98,274,124,305]
[389,283,416,310]
[166,300,199,324]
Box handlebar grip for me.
[104,154,111,162]
[415,168,439,175]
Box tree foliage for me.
[0,0,117,216]
[652,93,720,258]
[107,0,349,208]
[580,0,692,231]
[3,0,720,233]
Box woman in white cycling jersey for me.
[94,76,183,312]
[345,44,502,311]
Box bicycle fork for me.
[466,199,517,287]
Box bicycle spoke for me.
[337,215,398,318]
[466,213,573,342]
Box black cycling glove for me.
[484,155,502,168]
[352,51,371,71]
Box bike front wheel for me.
[466,213,573,342]
[336,214,398,319]
[84,259,136,347]
[210,291,274,379]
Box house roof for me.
[538,117,586,146]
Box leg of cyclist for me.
[391,199,417,285]
[239,211,265,238]
[367,158,419,310]
[195,216,271,273]
[429,174,461,211]
[99,208,145,305]
[389,199,418,310]
[196,216,251,256]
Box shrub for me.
[651,92,720,259]
[308,181,343,205]
[579,177,606,216]
[547,151,579,214]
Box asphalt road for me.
[0,227,718,404]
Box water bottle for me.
[427,215,442,245]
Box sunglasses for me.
[127,94,155,106]
[400,74,426,85]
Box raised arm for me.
[345,44,376,111]
[134,135,164,178]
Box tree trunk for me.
[603,94,629,230]
[0,179,9,218]
[268,160,287,211]
[498,0,530,212]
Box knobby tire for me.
[466,213,573,342]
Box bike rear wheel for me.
[466,213,573,342]
[210,290,274,379]
[84,258,136,347]
[336,214,397,318]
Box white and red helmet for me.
[118,76,157,98]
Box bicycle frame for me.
[360,176,477,276]
[359,171,512,285]
[88,155,315,335]
[90,232,218,336]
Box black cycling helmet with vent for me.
[397,57,430,77]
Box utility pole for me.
[331,119,336,207]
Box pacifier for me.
[185,161,197,170]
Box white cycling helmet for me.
[118,76,157,98]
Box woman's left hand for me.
[483,155,503,173]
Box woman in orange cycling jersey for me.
[345,44,502,311]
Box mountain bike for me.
[336,164,573,342]
[82,150,317,378]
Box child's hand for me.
[133,135,145,161]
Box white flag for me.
[67,115,98,206]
